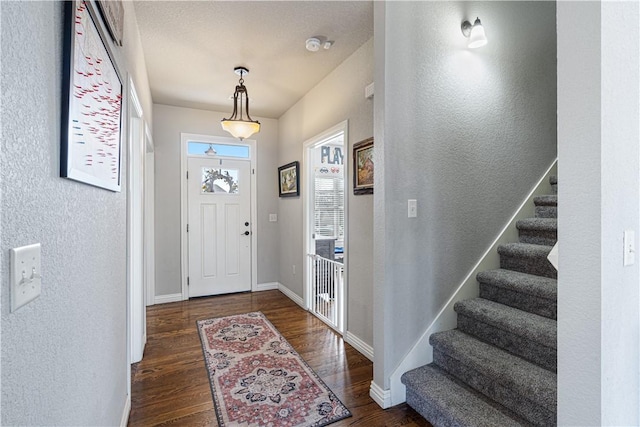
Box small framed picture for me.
[353,137,373,195]
[96,0,125,47]
[278,161,300,197]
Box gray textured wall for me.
[1,1,152,424]
[558,2,640,425]
[373,1,557,388]
[152,104,280,296]
[278,38,374,345]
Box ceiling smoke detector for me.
[306,37,321,52]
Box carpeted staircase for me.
[401,175,558,427]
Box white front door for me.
[187,157,251,297]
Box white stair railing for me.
[308,254,344,332]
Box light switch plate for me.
[624,230,635,266]
[408,199,417,218]
[10,243,42,312]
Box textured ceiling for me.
[133,1,374,119]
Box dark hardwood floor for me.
[129,290,431,426]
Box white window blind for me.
[314,176,344,239]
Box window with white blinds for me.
[314,176,344,239]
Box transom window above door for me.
[188,141,250,158]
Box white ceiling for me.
[133,1,374,119]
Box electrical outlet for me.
[269,214,277,222]
[292,265,296,275]
[11,243,42,312]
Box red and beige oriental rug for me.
[197,311,351,427]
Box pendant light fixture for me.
[221,67,261,140]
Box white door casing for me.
[187,157,252,297]
[127,78,146,366]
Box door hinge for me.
[187,224,189,232]
[187,276,190,286]
[186,171,189,179]
[252,169,255,175]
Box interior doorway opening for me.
[304,121,348,334]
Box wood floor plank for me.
[128,290,431,427]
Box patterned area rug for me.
[197,312,351,427]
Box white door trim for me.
[144,123,155,307]
[302,120,349,317]
[180,133,257,300]
[126,77,147,388]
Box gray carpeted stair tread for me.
[498,243,556,279]
[533,195,557,206]
[430,330,556,425]
[516,218,557,231]
[535,206,557,219]
[477,269,557,319]
[402,364,531,427]
[516,218,557,245]
[455,299,556,349]
[455,299,557,370]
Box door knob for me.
[242,231,250,236]
[245,222,250,226]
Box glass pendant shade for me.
[221,119,261,140]
[221,67,261,141]
[468,19,487,49]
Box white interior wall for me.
[277,37,374,346]
[373,1,557,390]
[557,1,640,425]
[152,104,279,297]
[1,1,152,424]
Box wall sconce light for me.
[461,17,488,49]
[221,67,261,141]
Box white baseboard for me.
[256,282,279,291]
[387,159,558,406]
[120,394,131,427]
[154,293,183,305]
[370,381,392,409]
[277,283,305,309]
[344,331,374,362]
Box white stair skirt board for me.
[370,381,392,409]
[120,395,131,427]
[256,282,279,291]
[278,283,306,309]
[154,293,183,305]
[345,331,374,362]
[387,159,558,406]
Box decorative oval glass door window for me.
[201,168,239,194]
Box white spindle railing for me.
[308,254,344,332]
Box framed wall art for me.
[96,0,124,47]
[353,137,374,195]
[61,0,124,192]
[278,161,300,197]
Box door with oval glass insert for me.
[187,157,251,297]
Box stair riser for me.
[406,389,472,427]
[518,229,557,246]
[457,315,557,371]
[535,206,557,218]
[479,283,557,320]
[433,349,555,427]
[500,253,557,279]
